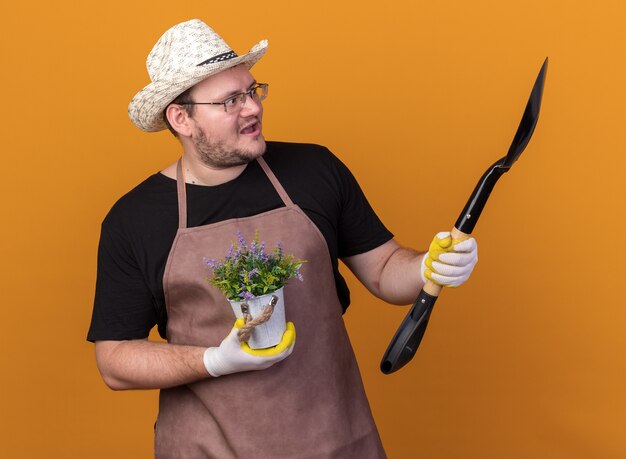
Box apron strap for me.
[176,159,187,229]
[175,156,292,230]
[257,157,294,207]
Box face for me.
[186,65,266,169]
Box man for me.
[88,19,478,458]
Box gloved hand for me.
[420,231,478,287]
[203,320,296,378]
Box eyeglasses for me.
[182,83,269,113]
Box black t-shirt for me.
[87,142,393,342]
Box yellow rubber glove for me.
[420,231,478,287]
[203,321,296,377]
[234,319,296,357]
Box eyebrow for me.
[218,80,257,100]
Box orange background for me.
[2,1,625,458]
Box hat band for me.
[197,51,238,66]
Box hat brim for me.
[128,40,267,132]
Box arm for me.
[95,323,297,391]
[342,239,426,305]
[91,221,296,391]
[342,233,478,305]
[95,339,209,391]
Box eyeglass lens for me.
[226,84,268,112]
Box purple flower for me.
[237,230,246,247]
[204,230,306,301]
[202,257,219,269]
[239,290,255,301]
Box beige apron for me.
[155,157,386,458]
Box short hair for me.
[162,86,196,138]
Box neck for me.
[182,153,248,186]
[161,153,249,186]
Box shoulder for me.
[102,173,176,233]
[262,141,367,217]
[263,141,350,179]
[265,140,335,160]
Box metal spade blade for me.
[503,57,548,168]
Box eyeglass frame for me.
[179,83,269,113]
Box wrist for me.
[419,252,428,284]
[203,347,222,378]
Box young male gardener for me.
[87,19,478,458]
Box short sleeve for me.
[333,157,393,258]
[86,221,157,342]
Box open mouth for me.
[240,121,261,136]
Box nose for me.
[239,93,262,117]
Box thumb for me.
[435,231,452,248]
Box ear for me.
[165,104,193,137]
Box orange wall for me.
[1,1,625,458]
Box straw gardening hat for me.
[128,19,267,132]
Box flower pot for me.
[228,287,286,349]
